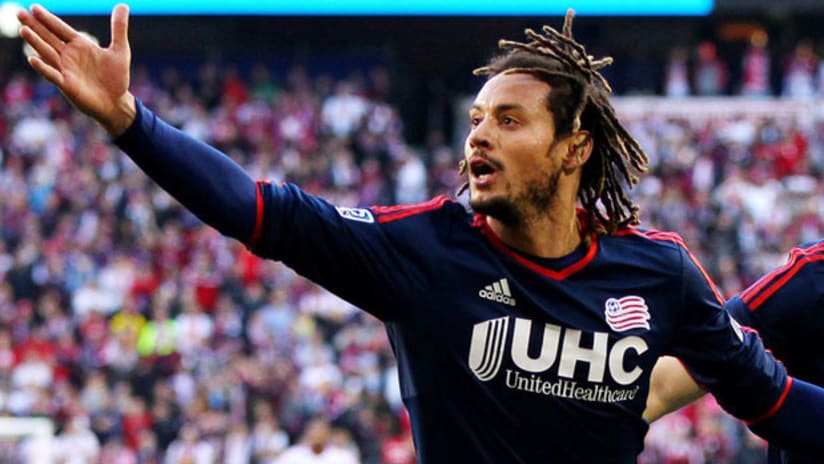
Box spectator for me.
[163,424,216,464]
[740,30,771,96]
[664,47,691,97]
[783,40,818,98]
[274,418,359,464]
[693,41,728,95]
[53,415,101,464]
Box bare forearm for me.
[644,356,706,422]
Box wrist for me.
[101,93,137,137]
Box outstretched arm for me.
[644,356,706,422]
[18,4,258,242]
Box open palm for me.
[18,4,133,134]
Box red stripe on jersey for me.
[374,196,454,224]
[632,229,725,304]
[473,215,598,280]
[739,246,809,304]
[740,242,824,309]
[614,227,645,238]
[248,180,269,248]
[745,376,794,425]
[745,252,824,310]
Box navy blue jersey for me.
[247,184,788,463]
[727,240,824,464]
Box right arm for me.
[113,100,258,242]
[17,4,445,321]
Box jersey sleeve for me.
[667,244,789,422]
[728,242,824,340]
[247,182,456,321]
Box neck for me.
[487,201,583,258]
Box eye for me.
[501,116,516,126]
[470,116,482,127]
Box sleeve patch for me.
[730,316,744,342]
[336,206,375,223]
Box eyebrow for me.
[469,103,528,115]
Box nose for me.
[467,117,492,151]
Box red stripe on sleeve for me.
[248,180,268,247]
[643,230,725,305]
[745,376,794,425]
[375,196,453,224]
[739,242,824,307]
[746,253,824,310]
[739,247,804,305]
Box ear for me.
[562,131,592,171]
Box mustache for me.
[467,151,505,171]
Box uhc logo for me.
[468,317,648,387]
[468,317,510,381]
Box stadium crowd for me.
[1,37,824,462]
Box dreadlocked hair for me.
[459,9,648,235]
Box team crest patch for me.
[604,296,650,332]
[335,206,374,223]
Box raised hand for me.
[17,3,136,136]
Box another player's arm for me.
[644,356,706,422]
[18,4,258,243]
[672,244,824,456]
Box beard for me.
[470,168,562,227]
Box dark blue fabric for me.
[750,378,824,460]
[113,99,258,242]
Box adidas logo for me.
[479,278,516,306]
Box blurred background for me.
[0,0,822,462]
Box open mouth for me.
[469,158,497,178]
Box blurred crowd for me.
[0,41,823,463]
[662,33,824,99]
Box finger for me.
[27,55,64,87]
[109,4,129,51]
[17,8,65,53]
[30,4,79,43]
[19,25,61,67]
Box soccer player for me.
[646,240,824,463]
[16,5,824,462]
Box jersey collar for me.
[472,214,598,280]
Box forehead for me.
[472,72,551,111]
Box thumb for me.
[110,3,130,51]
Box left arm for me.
[643,356,705,423]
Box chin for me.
[469,195,522,226]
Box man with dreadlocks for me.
[18,4,824,462]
